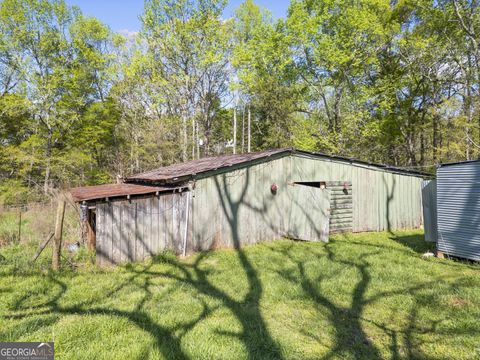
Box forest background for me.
[1,0,479,203]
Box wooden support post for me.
[436,250,445,259]
[52,196,66,271]
[247,106,251,153]
[32,232,54,263]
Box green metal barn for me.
[71,149,427,265]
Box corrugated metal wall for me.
[437,162,480,260]
[422,180,437,242]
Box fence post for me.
[52,196,66,271]
[17,206,22,243]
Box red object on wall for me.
[271,183,278,194]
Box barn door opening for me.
[81,204,96,250]
[87,208,96,251]
[287,184,330,242]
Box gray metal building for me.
[71,149,427,265]
[437,160,480,260]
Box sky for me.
[64,0,290,33]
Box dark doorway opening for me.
[294,181,327,189]
[87,208,96,251]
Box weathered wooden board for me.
[287,185,330,242]
[95,191,192,265]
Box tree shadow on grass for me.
[2,264,206,360]
[1,169,284,360]
[3,232,480,359]
[389,233,434,255]
[270,242,383,359]
[132,170,284,359]
[266,234,480,360]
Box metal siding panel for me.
[206,177,218,250]
[96,203,105,266]
[257,162,267,242]
[164,194,172,251]
[130,201,136,261]
[135,200,143,261]
[396,174,402,229]
[353,166,360,232]
[145,197,153,257]
[171,194,179,253]
[437,162,480,260]
[159,194,167,251]
[376,171,383,231]
[286,185,329,241]
[121,201,132,262]
[140,198,148,260]
[170,194,177,250]
[104,203,113,265]
[408,176,414,228]
[178,192,187,254]
[118,203,127,263]
[422,180,437,242]
[112,202,121,263]
[152,196,159,254]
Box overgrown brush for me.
[0,201,85,272]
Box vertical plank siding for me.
[422,180,437,243]
[283,155,423,233]
[95,191,193,264]
[96,154,424,265]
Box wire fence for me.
[0,201,54,212]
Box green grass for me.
[1,230,479,359]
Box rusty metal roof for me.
[294,150,431,177]
[127,149,289,183]
[71,148,430,202]
[70,183,176,202]
[126,148,430,184]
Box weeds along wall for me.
[95,154,424,265]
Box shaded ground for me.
[0,230,479,359]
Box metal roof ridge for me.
[438,159,480,167]
[291,149,431,177]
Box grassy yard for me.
[0,230,479,359]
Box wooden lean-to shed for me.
[71,149,427,265]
